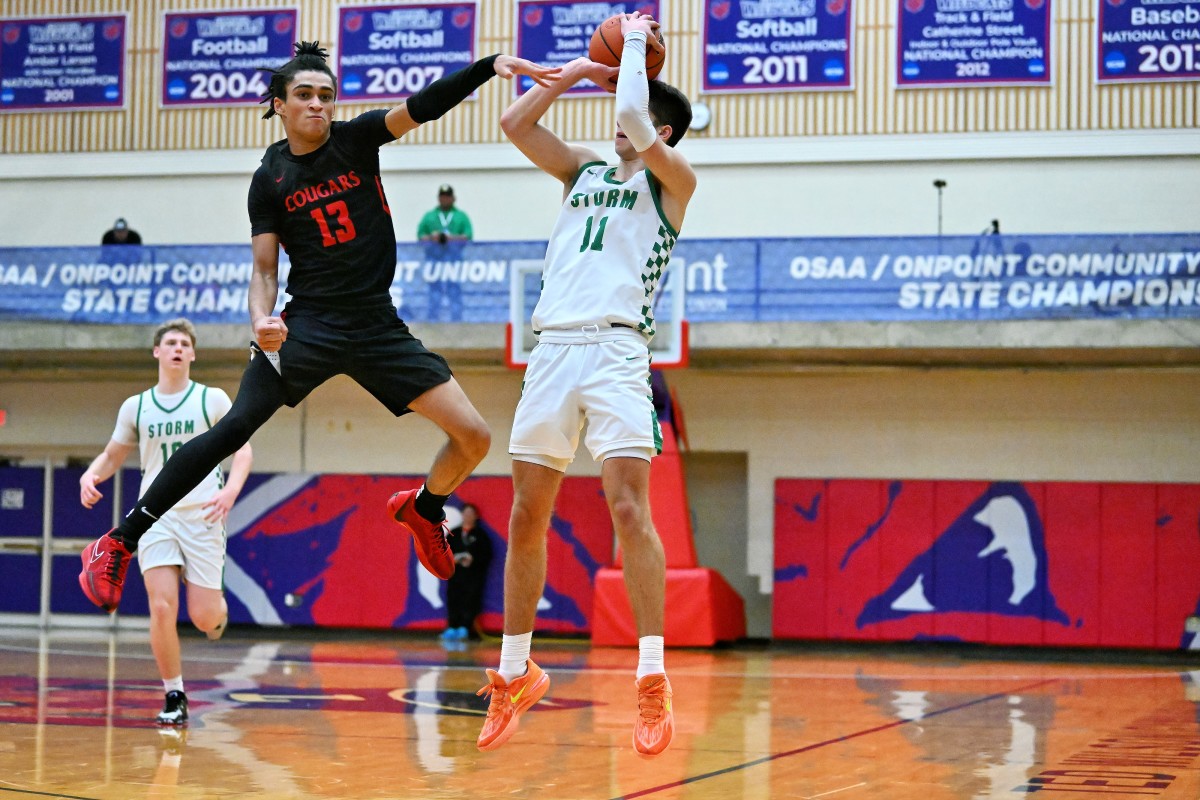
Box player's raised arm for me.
[385,55,562,139]
[614,14,696,229]
[500,57,617,186]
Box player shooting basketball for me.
[476,11,696,757]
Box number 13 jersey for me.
[532,163,679,339]
[248,110,398,309]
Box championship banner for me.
[896,0,1052,88]
[336,3,478,103]
[1,235,1198,325]
[701,0,854,94]
[1097,0,1200,84]
[161,8,298,108]
[0,14,126,112]
[514,0,661,96]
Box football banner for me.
[0,14,126,112]
[336,3,478,103]
[160,8,298,108]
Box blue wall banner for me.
[896,0,1051,88]
[1,235,1198,326]
[0,14,126,112]
[701,0,854,94]
[1097,0,1200,83]
[336,3,478,103]
[161,8,298,108]
[515,1,661,96]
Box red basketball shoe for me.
[476,660,550,751]
[633,674,674,756]
[79,530,132,613]
[387,489,454,579]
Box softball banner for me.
[701,0,854,93]
[1,233,1197,324]
[335,3,478,103]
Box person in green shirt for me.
[417,184,473,244]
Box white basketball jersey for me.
[112,382,230,509]
[532,163,679,338]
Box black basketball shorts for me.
[260,303,453,417]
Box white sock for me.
[636,635,665,680]
[163,675,184,694]
[498,632,533,683]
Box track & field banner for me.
[0,13,126,112]
[514,0,662,96]
[896,0,1052,87]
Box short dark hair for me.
[260,41,336,120]
[648,81,692,148]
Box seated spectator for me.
[102,217,142,245]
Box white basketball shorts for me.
[137,505,226,590]
[510,327,661,468]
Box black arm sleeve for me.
[404,54,500,123]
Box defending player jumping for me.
[79,41,561,614]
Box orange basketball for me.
[588,15,665,81]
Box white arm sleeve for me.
[615,30,657,152]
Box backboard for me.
[505,258,688,370]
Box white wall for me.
[5,130,1197,247]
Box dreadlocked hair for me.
[260,40,335,119]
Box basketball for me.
[588,15,665,81]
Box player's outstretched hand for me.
[575,57,620,90]
[494,55,563,88]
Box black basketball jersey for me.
[248,109,398,307]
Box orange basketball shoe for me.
[475,659,550,751]
[633,674,674,756]
[79,530,132,613]
[386,489,454,579]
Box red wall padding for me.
[773,479,1200,650]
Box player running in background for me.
[79,318,253,725]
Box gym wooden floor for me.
[1,628,1197,799]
